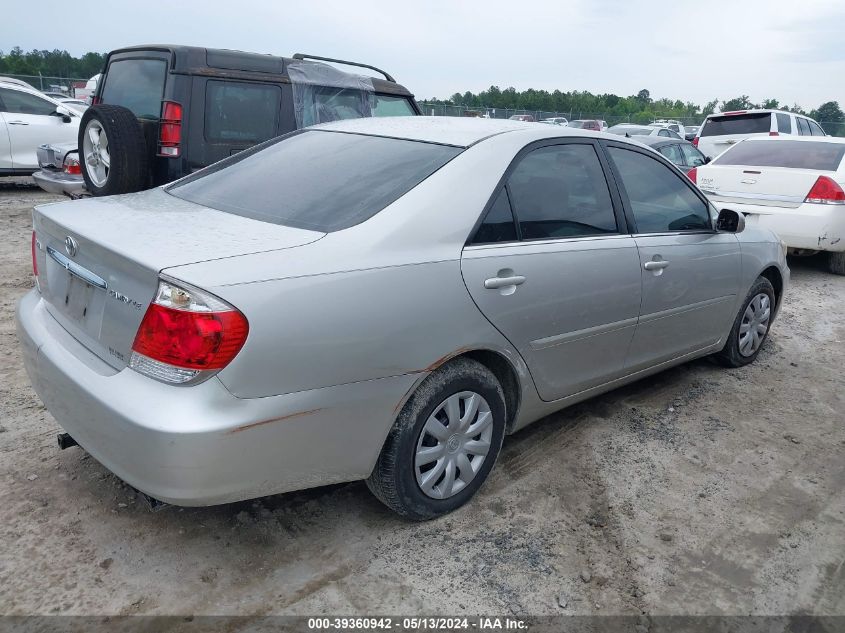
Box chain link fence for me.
[0,73,90,96]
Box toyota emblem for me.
[64,236,79,258]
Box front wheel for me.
[713,276,775,367]
[367,358,506,520]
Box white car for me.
[691,136,845,274]
[540,117,568,126]
[0,80,81,175]
[650,120,686,138]
[694,109,826,160]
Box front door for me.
[461,140,642,401]
[0,87,79,170]
[603,143,741,371]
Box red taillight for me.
[804,176,845,204]
[769,131,779,136]
[692,137,699,148]
[91,96,101,105]
[687,167,697,184]
[31,231,38,278]
[723,111,747,115]
[130,280,248,384]
[62,155,81,175]
[158,101,183,157]
[132,304,248,370]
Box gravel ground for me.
[0,181,843,617]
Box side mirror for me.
[51,108,73,123]
[704,156,711,164]
[716,209,745,233]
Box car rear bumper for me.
[32,169,87,196]
[709,198,845,252]
[16,290,419,506]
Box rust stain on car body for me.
[229,408,324,434]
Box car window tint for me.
[608,147,710,233]
[776,113,792,134]
[370,94,416,117]
[680,143,706,167]
[712,139,845,170]
[167,130,461,232]
[797,118,811,136]
[101,59,167,119]
[205,81,280,143]
[809,121,826,136]
[658,129,670,137]
[658,144,683,165]
[473,188,518,244]
[507,144,617,240]
[700,113,771,136]
[0,88,56,115]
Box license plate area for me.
[43,248,107,333]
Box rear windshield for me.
[101,58,167,119]
[713,140,845,171]
[167,130,461,232]
[700,113,771,137]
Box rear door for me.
[461,139,642,401]
[0,87,78,169]
[603,142,741,370]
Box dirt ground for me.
[0,180,843,618]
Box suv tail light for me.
[62,154,81,175]
[769,131,779,136]
[158,101,183,158]
[804,176,845,204]
[686,167,697,184]
[691,137,699,148]
[90,96,101,105]
[130,279,249,385]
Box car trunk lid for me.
[33,187,323,369]
[697,165,836,209]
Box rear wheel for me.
[367,358,506,520]
[713,276,775,367]
[828,252,845,276]
[79,104,148,196]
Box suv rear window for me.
[713,140,845,171]
[167,130,461,232]
[700,113,771,137]
[101,58,167,119]
[205,81,281,143]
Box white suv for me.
[0,80,80,175]
[694,109,826,160]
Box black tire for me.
[79,104,148,196]
[713,276,776,367]
[367,358,506,520]
[828,252,845,276]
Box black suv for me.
[34,45,421,197]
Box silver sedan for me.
[17,118,789,519]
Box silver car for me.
[17,118,789,519]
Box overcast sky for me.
[3,0,844,109]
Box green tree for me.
[811,101,844,123]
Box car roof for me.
[635,135,694,148]
[316,116,613,148]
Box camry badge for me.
[64,236,79,258]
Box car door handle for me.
[484,275,526,289]
[643,260,670,271]
[7,120,29,125]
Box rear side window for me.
[680,143,706,167]
[797,118,812,135]
[809,121,826,136]
[658,129,671,137]
[370,95,416,117]
[167,131,461,232]
[205,81,281,143]
[0,88,56,115]
[608,147,710,233]
[658,144,683,165]
[473,189,518,244]
[507,144,617,240]
[776,113,792,134]
[101,58,167,119]
[712,140,845,171]
[700,113,771,137]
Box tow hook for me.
[57,432,78,450]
